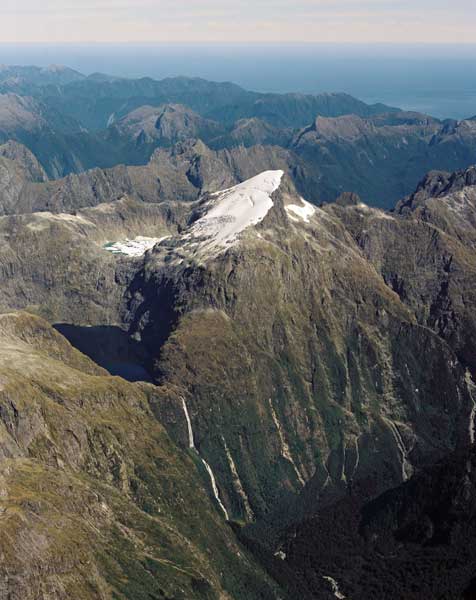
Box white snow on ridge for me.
[103,236,167,257]
[286,198,316,223]
[188,170,283,250]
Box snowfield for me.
[286,198,316,223]
[104,171,286,261]
[103,236,167,257]
[187,170,284,250]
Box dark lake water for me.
[54,323,153,383]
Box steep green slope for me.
[0,311,283,599]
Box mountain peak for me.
[186,170,284,253]
[396,165,476,213]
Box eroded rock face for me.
[292,113,476,206]
[0,139,320,215]
[0,197,175,324]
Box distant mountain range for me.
[0,66,475,207]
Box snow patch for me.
[374,211,395,221]
[103,236,167,257]
[187,170,283,251]
[286,198,316,223]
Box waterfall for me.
[385,419,413,482]
[181,397,196,449]
[180,397,229,519]
[268,398,305,486]
[200,457,230,520]
[464,370,476,444]
[223,436,254,521]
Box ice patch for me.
[286,198,316,223]
[187,170,283,251]
[103,236,167,257]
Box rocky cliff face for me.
[0,139,321,215]
[109,104,224,144]
[0,141,48,215]
[292,112,476,206]
[0,196,177,325]
[113,172,476,530]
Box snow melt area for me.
[103,236,166,257]
[286,198,316,223]
[188,170,283,250]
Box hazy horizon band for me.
[1,43,475,120]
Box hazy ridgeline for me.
[1,43,476,119]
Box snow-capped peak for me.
[187,170,283,251]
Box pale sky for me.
[1,0,475,44]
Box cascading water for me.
[180,397,229,520]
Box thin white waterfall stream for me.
[199,457,230,520]
[465,370,476,444]
[385,419,413,482]
[268,398,305,486]
[180,397,229,520]
[181,397,196,449]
